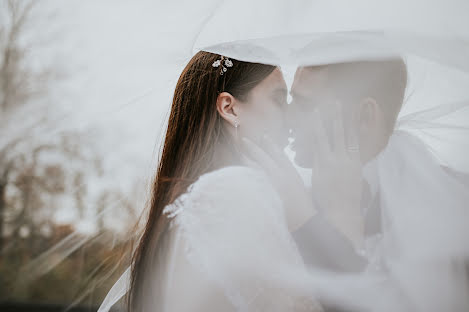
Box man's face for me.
[288,67,334,168]
[289,66,363,168]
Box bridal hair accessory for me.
[212,55,233,75]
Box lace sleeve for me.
[162,166,322,311]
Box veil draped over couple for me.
[97,45,469,312]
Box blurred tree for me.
[0,1,140,307]
[0,0,103,251]
[0,0,54,249]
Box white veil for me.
[8,1,468,311]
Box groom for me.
[288,59,408,273]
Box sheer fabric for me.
[99,166,321,312]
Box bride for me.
[116,51,318,312]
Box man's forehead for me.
[261,67,287,90]
[291,66,330,95]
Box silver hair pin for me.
[212,56,233,75]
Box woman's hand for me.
[241,135,316,232]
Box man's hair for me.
[307,58,408,133]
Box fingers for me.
[241,137,277,172]
[331,101,347,156]
[310,131,319,171]
[346,128,360,161]
[310,109,330,162]
[262,135,292,168]
[240,153,262,170]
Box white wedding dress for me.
[98,166,321,312]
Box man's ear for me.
[216,92,239,126]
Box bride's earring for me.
[234,120,239,139]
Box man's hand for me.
[309,104,364,247]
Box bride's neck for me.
[209,139,243,172]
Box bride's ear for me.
[216,92,239,127]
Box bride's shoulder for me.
[164,165,282,220]
[194,165,271,192]
[191,165,278,202]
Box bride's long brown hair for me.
[128,51,275,311]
